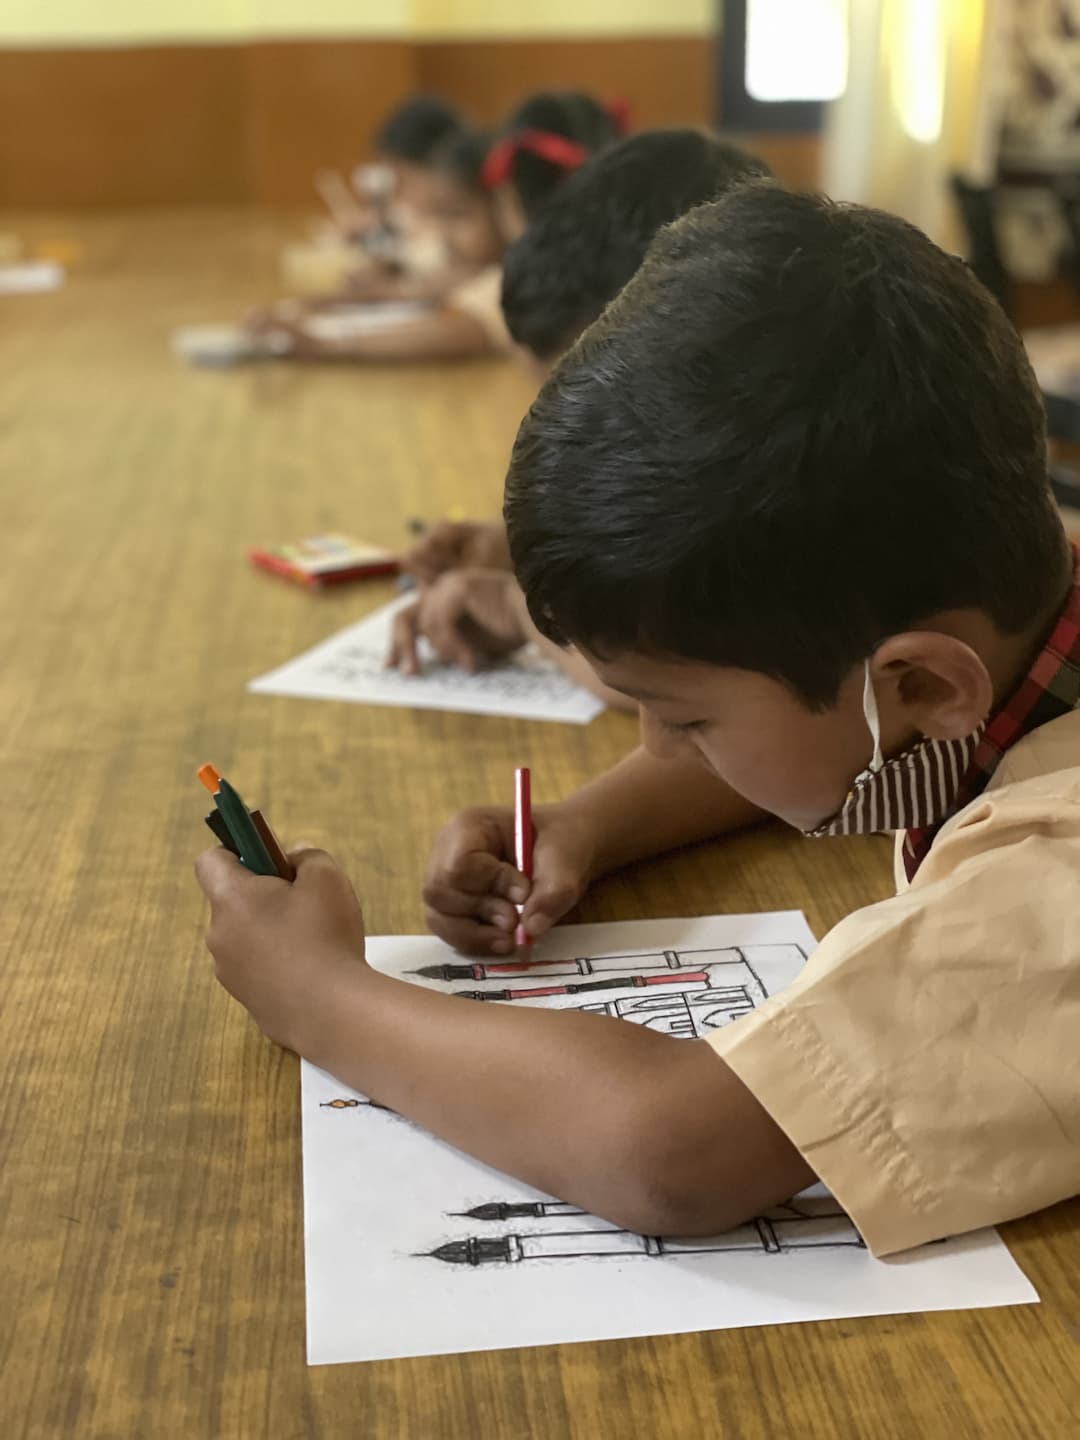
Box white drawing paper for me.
[0,261,64,294]
[300,301,429,341]
[173,304,430,367]
[301,913,1038,1366]
[249,596,606,724]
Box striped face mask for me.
[806,662,984,839]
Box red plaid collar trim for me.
[904,543,1080,878]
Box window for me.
[720,0,848,133]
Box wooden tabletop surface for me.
[2,212,1078,1439]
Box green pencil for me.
[197,764,278,876]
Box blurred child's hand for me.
[387,568,528,675]
[195,846,368,1050]
[402,520,511,585]
[243,299,308,335]
[422,805,597,954]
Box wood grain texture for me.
[1,210,1077,1439]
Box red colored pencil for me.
[514,767,533,948]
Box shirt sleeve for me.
[446,267,512,351]
[707,764,1080,1255]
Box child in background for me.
[253,129,508,362]
[198,183,1080,1255]
[391,130,771,700]
[482,90,626,244]
[369,94,469,227]
[256,92,622,363]
[352,89,627,358]
[316,94,468,262]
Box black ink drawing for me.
[421,945,807,1040]
[452,1201,584,1221]
[320,1098,393,1113]
[311,638,585,706]
[411,943,806,985]
[423,1194,865,1266]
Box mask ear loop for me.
[863,660,884,774]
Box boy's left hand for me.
[195,846,368,1052]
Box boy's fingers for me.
[475,895,519,932]
[289,847,355,895]
[423,908,516,957]
[388,604,422,675]
[421,589,481,672]
[403,527,456,583]
[521,872,581,938]
[486,861,530,904]
[423,852,527,910]
[194,845,245,899]
[287,845,336,870]
[403,551,437,586]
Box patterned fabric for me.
[903,544,1080,878]
[813,728,984,841]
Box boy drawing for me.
[197,185,1080,1254]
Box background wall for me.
[0,2,817,208]
[0,0,711,44]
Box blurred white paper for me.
[301,914,1037,1366]
[171,324,290,367]
[0,261,64,294]
[173,303,430,366]
[301,301,428,341]
[249,596,605,724]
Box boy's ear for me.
[871,632,994,741]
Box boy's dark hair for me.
[501,129,771,360]
[376,96,466,164]
[505,183,1067,709]
[497,91,622,217]
[431,128,493,193]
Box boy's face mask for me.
[805,662,985,838]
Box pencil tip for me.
[197,761,222,795]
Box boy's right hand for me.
[422,805,596,955]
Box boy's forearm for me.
[302,963,807,1235]
[560,747,766,879]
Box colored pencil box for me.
[250,534,400,588]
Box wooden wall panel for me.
[731,133,823,190]
[0,45,251,207]
[246,41,417,206]
[0,34,820,207]
[416,36,712,131]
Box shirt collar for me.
[904,543,1080,877]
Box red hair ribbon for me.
[606,97,632,136]
[482,129,589,190]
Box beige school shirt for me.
[708,709,1080,1256]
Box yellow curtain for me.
[825,0,1009,247]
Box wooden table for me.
[2,212,1078,1439]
